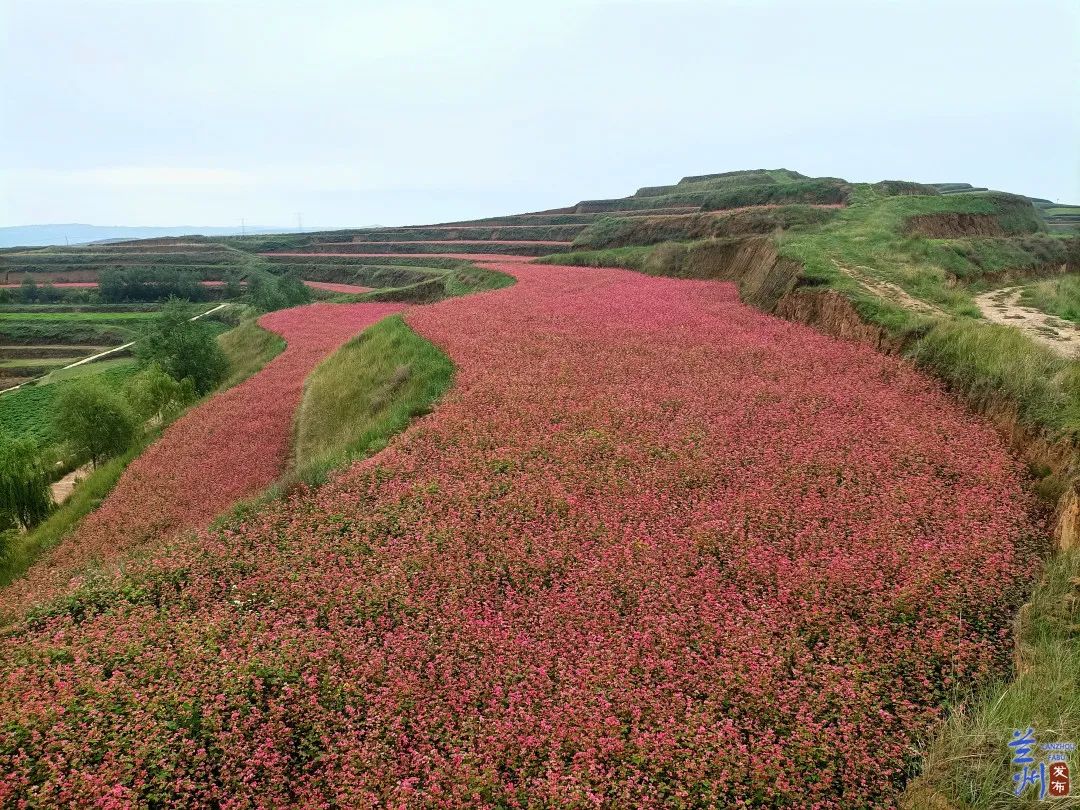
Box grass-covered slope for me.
[294,315,453,484]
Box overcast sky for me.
[1,0,1077,228]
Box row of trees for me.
[7,269,313,308]
[98,268,243,303]
[0,301,230,541]
[0,277,72,304]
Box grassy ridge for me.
[217,319,286,389]
[906,548,1080,809]
[294,315,453,485]
[1019,275,1080,324]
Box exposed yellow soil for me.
[974,286,1080,357]
[49,464,91,505]
[835,262,945,316]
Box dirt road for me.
[974,286,1080,357]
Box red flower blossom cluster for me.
[0,264,1044,806]
[2,302,399,615]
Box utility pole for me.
[296,212,303,233]
[241,217,246,237]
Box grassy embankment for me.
[293,314,453,486]
[540,177,1080,806]
[275,265,512,487]
[1020,275,1080,324]
[0,317,285,588]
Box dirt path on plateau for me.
[49,464,92,504]
[974,286,1080,357]
[834,262,945,317]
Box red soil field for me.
[262,251,528,262]
[0,301,401,616]
[301,280,374,294]
[0,262,1043,806]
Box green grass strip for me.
[293,315,453,486]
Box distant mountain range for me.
[0,224,297,248]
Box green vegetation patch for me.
[217,319,287,389]
[0,363,138,446]
[0,314,286,588]
[777,188,1054,322]
[911,319,1080,439]
[908,549,1080,809]
[0,435,152,588]
[1019,275,1080,324]
[294,315,454,485]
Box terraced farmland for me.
[0,240,257,281]
[0,168,1077,806]
[0,261,1045,806]
[1,301,402,616]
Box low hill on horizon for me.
[0,223,298,248]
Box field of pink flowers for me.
[0,263,1044,806]
[0,302,400,616]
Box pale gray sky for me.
[2,0,1077,227]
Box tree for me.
[52,378,138,467]
[246,273,284,311]
[98,268,126,303]
[124,363,196,423]
[275,270,312,307]
[18,277,39,304]
[246,271,311,312]
[135,299,228,395]
[39,282,63,304]
[0,433,53,530]
[223,271,243,300]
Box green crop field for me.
[0,362,139,446]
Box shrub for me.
[52,377,138,467]
[0,433,53,530]
[124,364,197,423]
[135,299,228,395]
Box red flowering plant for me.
[0,264,1044,807]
